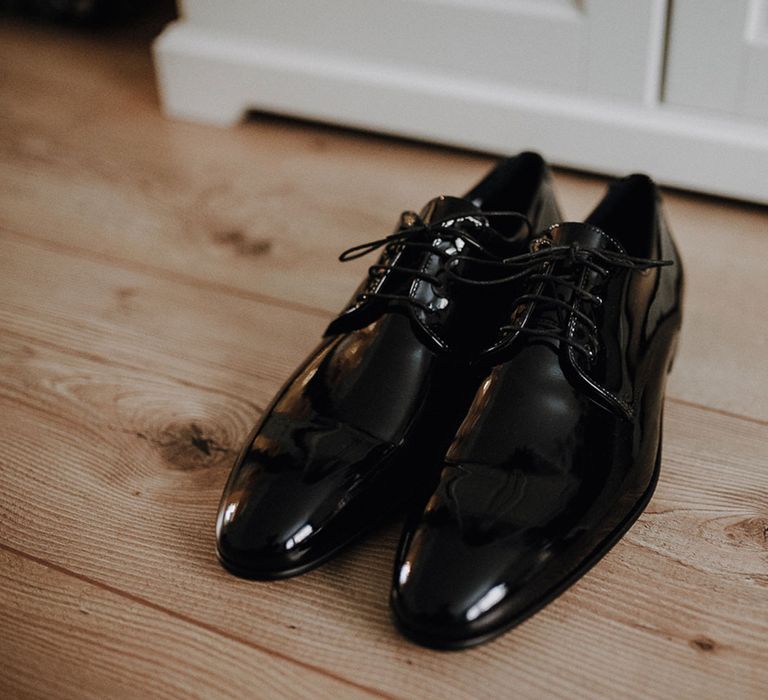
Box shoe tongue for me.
[545,222,625,253]
[419,195,524,257]
[420,195,484,225]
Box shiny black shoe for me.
[390,174,684,648]
[215,153,563,579]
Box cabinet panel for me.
[665,0,768,120]
[743,0,768,118]
[180,0,665,102]
[585,0,667,102]
[181,0,581,92]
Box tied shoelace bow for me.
[447,237,673,359]
[337,210,532,314]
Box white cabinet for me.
[154,1,768,203]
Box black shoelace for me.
[337,210,532,314]
[448,237,673,358]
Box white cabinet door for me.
[665,0,768,120]
[179,0,666,103]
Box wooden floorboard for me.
[1,15,767,700]
[1,236,766,698]
[0,547,384,700]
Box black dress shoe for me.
[215,152,563,579]
[390,174,684,648]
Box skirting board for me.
[153,21,768,204]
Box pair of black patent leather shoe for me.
[216,152,683,649]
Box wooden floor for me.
[1,15,767,700]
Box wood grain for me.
[1,235,767,699]
[1,14,767,700]
[1,22,767,421]
[0,548,381,700]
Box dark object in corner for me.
[0,0,147,25]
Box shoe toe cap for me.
[216,412,393,578]
[391,531,514,648]
[391,522,558,648]
[216,471,322,578]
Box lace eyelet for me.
[529,236,552,253]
